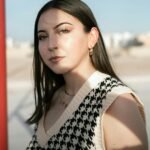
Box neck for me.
[63,66,96,95]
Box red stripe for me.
[0,0,8,149]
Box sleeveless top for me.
[26,71,145,150]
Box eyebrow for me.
[38,22,73,34]
[54,22,73,29]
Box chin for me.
[51,67,71,75]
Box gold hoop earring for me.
[89,48,93,56]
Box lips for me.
[49,56,65,63]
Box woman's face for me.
[37,8,94,74]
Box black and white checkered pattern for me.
[26,76,124,150]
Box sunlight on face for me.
[37,8,93,74]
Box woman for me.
[26,0,148,149]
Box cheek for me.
[73,37,88,58]
[38,49,48,66]
[38,43,47,58]
[64,37,89,67]
[38,48,44,59]
[76,33,89,51]
[64,33,89,53]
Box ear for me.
[88,27,99,49]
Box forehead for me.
[38,8,83,29]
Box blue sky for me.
[6,0,150,42]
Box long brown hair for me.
[27,0,121,124]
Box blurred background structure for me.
[6,0,150,149]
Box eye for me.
[38,35,48,41]
[57,28,70,34]
[60,29,70,33]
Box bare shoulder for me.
[103,93,148,150]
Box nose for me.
[48,34,58,51]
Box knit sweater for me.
[26,71,145,150]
